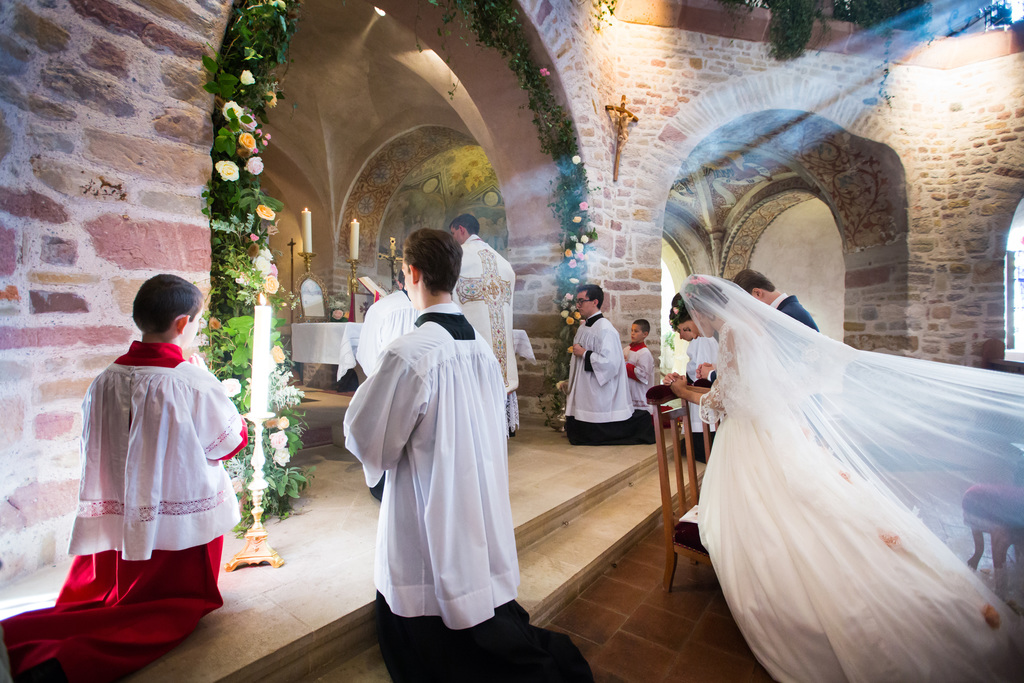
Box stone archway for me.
[663,109,909,348]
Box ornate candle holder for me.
[225,411,285,571]
[300,251,316,274]
[347,257,359,320]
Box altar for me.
[291,322,363,380]
[292,322,535,383]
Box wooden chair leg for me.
[967,528,985,570]
[664,548,678,592]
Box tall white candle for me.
[301,208,312,254]
[251,295,272,415]
[349,218,360,261]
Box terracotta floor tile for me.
[643,584,716,622]
[592,666,630,683]
[620,602,697,652]
[690,612,755,660]
[549,598,628,645]
[580,575,649,617]
[547,624,602,665]
[666,640,757,683]
[590,631,679,683]
[603,557,664,591]
[747,662,777,682]
[707,590,734,617]
[625,536,666,569]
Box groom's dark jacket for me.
[777,295,819,332]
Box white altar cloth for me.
[291,323,363,380]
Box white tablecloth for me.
[292,324,532,380]
[291,322,363,380]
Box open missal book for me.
[357,276,387,302]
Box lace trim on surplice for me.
[77,488,233,521]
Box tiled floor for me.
[547,526,774,683]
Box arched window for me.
[1005,201,1024,355]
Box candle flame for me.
[259,293,267,305]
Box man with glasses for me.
[564,284,656,446]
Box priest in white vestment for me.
[344,229,592,681]
[449,214,520,433]
[565,284,656,446]
[355,270,417,379]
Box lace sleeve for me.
[699,325,734,424]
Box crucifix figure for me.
[378,236,404,290]
[605,95,639,182]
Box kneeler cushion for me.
[673,520,709,557]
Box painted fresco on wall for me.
[376,144,507,285]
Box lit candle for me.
[301,208,312,254]
[349,218,360,261]
[251,294,271,415]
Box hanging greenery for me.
[203,0,313,527]
[428,0,596,428]
[715,0,929,60]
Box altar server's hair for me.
[576,284,604,308]
[133,274,203,334]
[449,213,480,235]
[404,229,462,294]
[633,319,650,334]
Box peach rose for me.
[256,204,276,221]
[271,346,285,363]
[264,275,280,294]
[238,132,257,153]
[277,416,290,429]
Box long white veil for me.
[682,274,1024,608]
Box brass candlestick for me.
[300,251,315,274]
[225,412,285,571]
[347,257,359,320]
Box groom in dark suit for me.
[732,269,819,331]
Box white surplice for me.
[70,363,243,561]
[344,303,519,630]
[565,314,634,423]
[355,289,417,378]
[455,234,518,393]
[624,344,656,413]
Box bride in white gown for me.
[680,275,1024,682]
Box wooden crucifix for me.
[377,236,404,290]
[605,95,639,182]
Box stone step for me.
[301,460,666,682]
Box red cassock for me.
[2,342,247,683]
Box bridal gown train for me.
[696,323,1024,683]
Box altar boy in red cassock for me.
[2,274,248,683]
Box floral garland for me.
[203,0,312,525]
[431,0,596,428]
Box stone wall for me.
[0,0,231,583]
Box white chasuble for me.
[70,363,242,561]
[344,303,519,630]
[565,315,634,423]
[455,234,518,393]
[355,289,417,378]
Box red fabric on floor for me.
[2,537,224,683]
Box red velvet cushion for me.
[673,520,709,557]
[646,384,675,404]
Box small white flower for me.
[222,378,241,397]
[269,430,288,450]
[273,448,291,467]
[240,70,255,86]
[581,235,590,244]
[222,100,244,121]
[571,155,581,165]
[576,243,584,253]
[569,278,579,284]
[254,256,272,276]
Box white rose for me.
[561,310,569,318]
[273,448,291,467]
[215,160,239,181]
[581,235,590,243]
[269,430,288,450]
[222,378,241,397]
[254,256,272,276]
[259,248,272,260]
[576,242,584,252]
[222,100,243,121]
[571,155,581,164]
[240,70,255,86]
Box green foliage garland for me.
[429,0,596,427]
[203,0,313,527]
[715,0,928,60]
